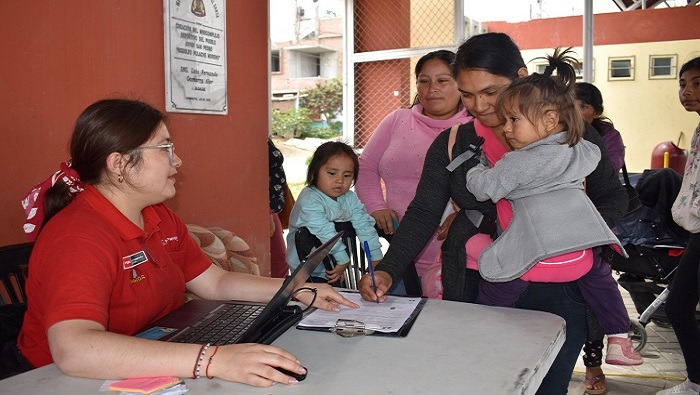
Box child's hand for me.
[326,262,349,284]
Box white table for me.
[0,298,565,395]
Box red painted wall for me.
[0,2,272,274]
[353,0,412,147]
[354,0,411,53]
[486,6,700,50]
[354,59,412,147]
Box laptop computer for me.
[135,231,343,345]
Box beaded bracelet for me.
[192,342,211,379]
[205,345,220,379]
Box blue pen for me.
[363,240,379,304]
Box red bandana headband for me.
[21,161,85,241]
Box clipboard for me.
[296,293,427,338]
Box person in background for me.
[268,137,290,278]
[575,81,628,394]
[286,141,382,284]
[11,99,356,385]
[575,82,625,174]
[356,49,472,281]
[663,56,700,395]
[359,33,627,395]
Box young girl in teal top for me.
[286,141,383,284]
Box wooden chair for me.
[0,242,33,369]
[0,242,33,305]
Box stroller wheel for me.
[629,320,647,352]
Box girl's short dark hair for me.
[576,81,614,130]
[575,82,604,115]
[306,141,359,187]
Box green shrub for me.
[271,108,315,138]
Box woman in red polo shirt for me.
[11,98,356,386]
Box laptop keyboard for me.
[173,304,263,345]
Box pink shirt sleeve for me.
[356,110,400,215]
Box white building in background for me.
[270,0,344,119]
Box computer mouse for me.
[275,366,307,381]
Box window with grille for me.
[649,55,676,79]
[608,57,635,81]
[351,0,460,148]
[271,49,280,73]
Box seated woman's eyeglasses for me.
[140,142,175,163]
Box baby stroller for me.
[606,168,692,351]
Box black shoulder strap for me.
[622,163,631,186]
[446,123,481,172]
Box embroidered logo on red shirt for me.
[162,236,179,245]
[130,268,146,284]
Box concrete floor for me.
[568,288,690,395]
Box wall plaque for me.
[164,0,227,114]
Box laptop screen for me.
[236,231,343,343]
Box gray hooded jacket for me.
[466,132,627,282]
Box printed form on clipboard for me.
[297,292,427,337]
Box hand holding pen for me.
[359,269,392,304]
[363,241,379,304]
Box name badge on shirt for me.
[122,251,148,270]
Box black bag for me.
[614,205,680,247]
[622,164,642,214]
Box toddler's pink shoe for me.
[605,337,643,366]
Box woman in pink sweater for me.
[356,50,473,278]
